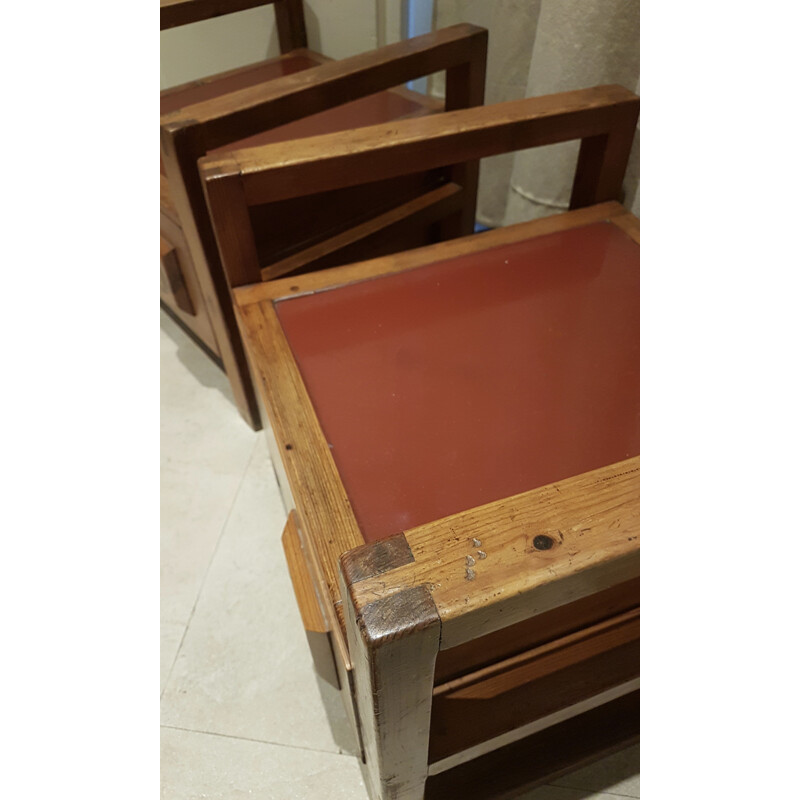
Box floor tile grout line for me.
[160,724,355,758]
[160,437,260,700]
[545,782,638,799]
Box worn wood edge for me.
[610,210,640,243]
[426,682,639,780]
[160,0,278,30]
[232,201,628,308]
[213,84,635,176]
[352,585,441,650]
[340,532,415,585]
[160,174,179,223]
[166,23,485,131]
[215,85,637,202]
[259,182,463,281]
[160,48,323,102]
[349,456,640,651]
[233,299,364,616]
[340,575,441,798]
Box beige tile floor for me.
[160,310,640,799]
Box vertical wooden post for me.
[441,28,488,238]
[161,122,262,429]
[340,534,441,800]
[569,104,639,209]
[273,0,308,52]
[202,165,264,289]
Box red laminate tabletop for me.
[276,221,639,544]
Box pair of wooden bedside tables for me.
[199,85,640,799]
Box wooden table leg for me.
[340,535,441,800]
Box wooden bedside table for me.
[203,87,640,800]
[161,0,487,430]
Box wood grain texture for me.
[424,691,639,800]
[282,510,340,688]
[166,24,488,150]
[201,85,638,206]
[349,457,640,651]
[281,510,327,634]
[440,28,486,238]
[234,299,364,613]
[432,578,639,685]
[259,182,463,281]
[272,0,306,52]
[201,171,263,287]
[160,0,275,32]
[160,174,178,224]
[160,237,195,314]
[428,610,639,762]
[232,202,634,308]
[340,563,441,800]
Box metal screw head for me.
[533,535,554,551]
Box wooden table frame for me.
[204,88,640,800]
[161,1,488,429]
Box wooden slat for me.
[281,510,327,634]
[160,174,178,223]
[233,202,634,308]
[160,0,275,30]
[349,457,640,651]
[165,24,488,149]
[433,578,639,683]
[260,182,463,281]
[159,49,325,103]
[424,691,639,800]
[428,610,639,763]
[201,85,638,206]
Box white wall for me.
[160,1,404,90]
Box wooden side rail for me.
[202,85,636,289]
[160,0,306,53]
[428,609,639,763]
[162,23,488,149]
[161,0,275,29]
[260,182,463,281]
[203,84,638,206]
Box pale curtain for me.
[432,0,640,226]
